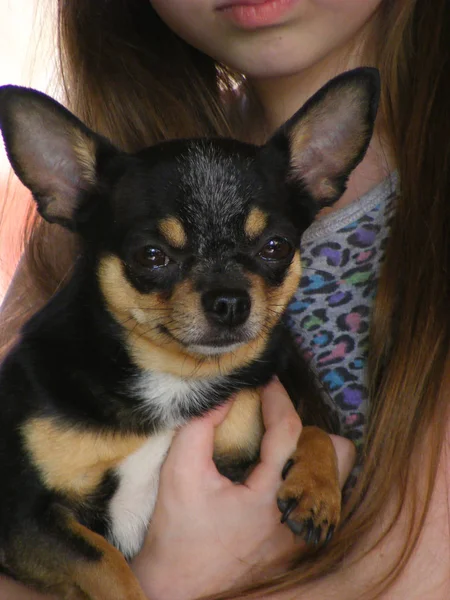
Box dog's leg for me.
[277,426,342,546]
[213,388,264,481]
[68,521,147,600]
[6,508,147,600]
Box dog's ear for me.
[0,85,116,229]
[264,68,380,207]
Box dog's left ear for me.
[264,67,380,207]
[0,85,116,229]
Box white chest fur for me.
[132,370,225,427]
[107,430,174,559]
[108,371,225,559]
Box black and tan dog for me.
[0,68,379,599]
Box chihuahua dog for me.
[0,68,379,599]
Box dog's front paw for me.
[277,426,341,546]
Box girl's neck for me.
[251,35,369,132]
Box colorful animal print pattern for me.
[286,176,397,453]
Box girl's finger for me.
[161,400,233,485]
[246,379,302,492]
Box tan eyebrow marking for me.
[244,207,268,240]
[158,217,187,249]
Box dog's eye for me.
[134,246,170,269]
[259,238,293,261]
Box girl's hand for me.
[132,379,356,600]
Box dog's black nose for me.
[202,290,251,327]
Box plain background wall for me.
[0,0,56,299]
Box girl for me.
[1,0,449,598]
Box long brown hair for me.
[1,0,450,597]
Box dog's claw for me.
[324,524,335,546]
[278,497,298,524]
[304,518,315,544]
[281,458,295,480]
[285,519,305,536]
[313,525,322,546]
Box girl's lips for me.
[217,0,297,30]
